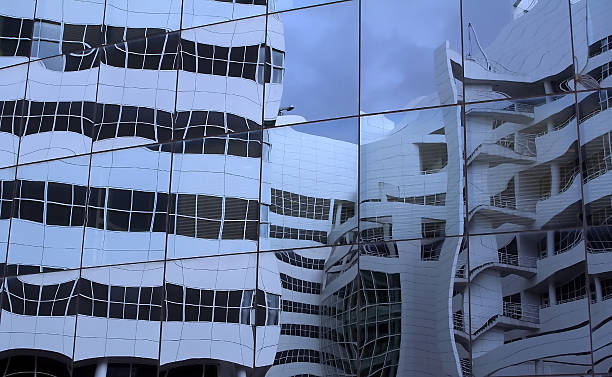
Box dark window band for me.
[589,34,612,58]
[1,276,279,325]
[0,179,259,241]
[280,324,320,339]
[273,349,322,366]
[279,273,321,295]
[0,16,284,84]
[274,250,325,270]
[270,188,331,220]
[281,299,319,315]
[0,100,262,157]
[269,225,328,244]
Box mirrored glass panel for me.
[261,118,358,252]
[82,144,172,267]
[586,225,612,374]
[93,32,179,153]
[361,107,464,241]
[161,254,257,374]
[466,96,583,236]
[176,17,266,138]
[0,0,608,375]
[361,0,462,114]
[462,0,574,102]
[0,63,28,168]
[580,88,612,230]
[0,0,35,68]
[269,0,344,13]
[570,0,612,92]
[32,0,104,61]
[0,270,79,369]
[257,237,466,377]
[265,1,358,126]
[73,262,164,369]
[0,167,16,272]
[182,0,267,29]
[7,155,90,273]
[468,230,592,376]
[20,49,100,164]
[167,132,261,260]
[256,247,330,375]
[103,0,182,46]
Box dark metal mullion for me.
[459,0,474,374]
[567,0,597,374]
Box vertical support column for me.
[94,359,108,377]
[382,223,391,239]
[550,161,560,195]
[548,280,557,306]
[546,119,561,196]
[544,81,562,197]
[544,80,554,99]
[594,275,603,303]
[236,366,247,377]
[534,359,544,374]
[546,230,556,258]
[334,201,343,225]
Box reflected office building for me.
[0,0,611,376]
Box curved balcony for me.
[535,175,580,228]
[469,194,536,226]
[535,116,578,165]
[466,102,535,124]
[584,167,612,208]
[473,302,540,337]
[535,231,584,286]
[580,107,612,146]
[467,138,536,165]
[470,251,537,280]
[327,216,357,246]
[454,303,540,350]
[586,226,612,274]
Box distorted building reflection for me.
[0,0,611,376]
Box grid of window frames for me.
[1,0,610,375]
[1,277,279,325]
[2,179,259,241]
[0,15,285,82]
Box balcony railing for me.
[555,229,583,255]
[536,105,602,138]
[588,206,612,226]
[502,103,535,113]
[557,294,586,305]
[586,226,612,253]
[421,165,447,175]
[460,358,472,377]
[503,302,540,323]
[536,119,571,137]
[453,312,465,332]
[472,302,540,338]
[455,265,466,278]
[538,230,583,259]
[494,134,537,157]
[498,252,537,268]
[489,193,516,209]
[584,153,612,183]
[559,168,580,193]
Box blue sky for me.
[276,0,513,143]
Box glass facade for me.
[0,0,611,376]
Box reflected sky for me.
[283,0,511,141]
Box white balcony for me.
[466,102,535,124]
